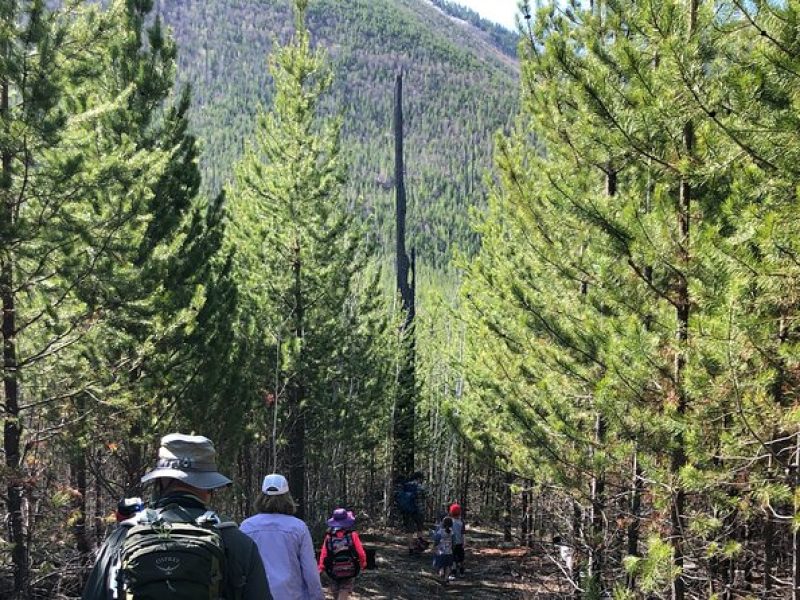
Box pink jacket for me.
[318,529,368,572]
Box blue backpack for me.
[397,482,418,514]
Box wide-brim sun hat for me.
[327,507,356,529]
[141,433,232,490]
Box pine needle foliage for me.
[225,0,393,519]
[459,0,800,596]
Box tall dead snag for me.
[392,72,416,487]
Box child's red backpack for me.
[323,530,360,580]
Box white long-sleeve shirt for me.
[241,512,324,600]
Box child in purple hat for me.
[318,508,367,599]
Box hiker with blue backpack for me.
[318,508,367,599]
[82,433,271,600]
[396,470,428,554]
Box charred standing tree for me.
[392,72,416,485]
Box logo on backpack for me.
[155,556,181,575]
[116,509,229,600]
[324,532,360,581]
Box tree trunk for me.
[368,451,377,514]
[764,474,775,594]
[392,72,416,486]
[70,445,91,560]
[590,412,606,589]
[573,500,583,600]
[521,485,529,546]
[671,150,690,600]
[288,236,306,519]
[588,168,615,591]
[794,432,800,600]
[461,449,470,519]
[238,442,254,516]
[126,420,145,493]
[503,472,513,543]
[2,27,29,595]
[94,447,104,542]
[341,457,349,507]
[527,479,535,544]
[69,395,91,564]
[626,449,642,590]
[671,5,698,597]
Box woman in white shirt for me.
[241,474,324,600]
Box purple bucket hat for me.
[327,508,356,529]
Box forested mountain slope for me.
[160,0,518,264]
[427,0,520,57]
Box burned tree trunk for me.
[392,72,416,486]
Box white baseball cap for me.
[262,473,290,496]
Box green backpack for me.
[115,507,235,600]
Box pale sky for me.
[455,0,521,30]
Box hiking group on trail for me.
[395,473,469,585]
[81,433,468,599]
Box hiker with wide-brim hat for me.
[140,432,234,490]
[82,433,272,600]
[326,508,356,530]
[318,508,368,600]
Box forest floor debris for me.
[337,526,572,599]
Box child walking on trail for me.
[318,508,367,599]
[432,516,455,585]
[449,503,466,577]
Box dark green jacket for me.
[81,493,271,600]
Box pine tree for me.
[457,1,794,596]
[226,0,389,518]
[1,1,212,592]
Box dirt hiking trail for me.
[330,527,573,599]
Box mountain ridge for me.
[161,0,519,264]
[424,0,520,58]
